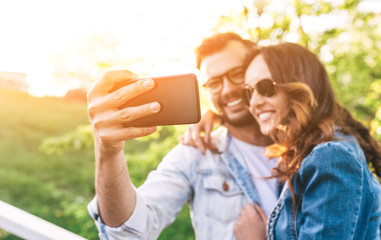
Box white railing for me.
[0,200,87,240]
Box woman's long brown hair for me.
[243,43,381,204]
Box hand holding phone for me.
[110,73,201,127]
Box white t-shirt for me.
[231,137,278,216]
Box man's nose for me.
[220,77,239,95]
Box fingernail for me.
[143,78,154,88]
[150,102,160,112]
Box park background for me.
[1,0,381,239]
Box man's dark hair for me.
[195,32,256,69]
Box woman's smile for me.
[244,54,290,135]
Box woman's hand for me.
[178,110,221,154]
[87,70,161,156]
[234,203,268,240]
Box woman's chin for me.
[260,125,273,136]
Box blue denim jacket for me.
[88,128,278,240]
[267,131,381,239]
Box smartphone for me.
[110,73,201,127]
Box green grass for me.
[0,87,96,239]
[0,87,194,239]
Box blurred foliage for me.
[40,125,94,155]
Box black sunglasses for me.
[242,78,277,106]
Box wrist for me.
[95,141,125,160]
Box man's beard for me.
[217,90,257,127]
[221,110,256,126]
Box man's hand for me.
[178,110,220,154]
[87,70,160,156]
[87,70,161,227]
[234,203,268,240]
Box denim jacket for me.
[267,131,381,240]
[88,128,278,240]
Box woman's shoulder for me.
[300,132,364,171]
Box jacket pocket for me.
[202,173,244,223]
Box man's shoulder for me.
[157,127,230,169]
[168,126,229,156]
[169,143,204,155]
[164,141,224,164]
[163,143,204,165]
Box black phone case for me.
[113,73,201,127]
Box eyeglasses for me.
[242,78,277,106]
[203,66,245,94]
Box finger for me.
[116,102,161,124]
[195,137,206,155]
[182,129,195,146]
[100,126,158,142]
[105,78,156,109]
[206,142,218,152]
[178,135,185,144]
[87,78,156,118]
[238,203,250,219]
[190,125,200,140]
[89,70,139,97]
[203,121,213,144]
[254,203,268,223]
[190,125,207,154]
[89,101,160,131]
[243,203,264,223]
[120,126,158,141]
[244,202,256,215]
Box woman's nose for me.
[250,90,266,108]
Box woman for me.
[186,42,381,239]
[240,42,381,239]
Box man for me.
[87,32,278,239]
